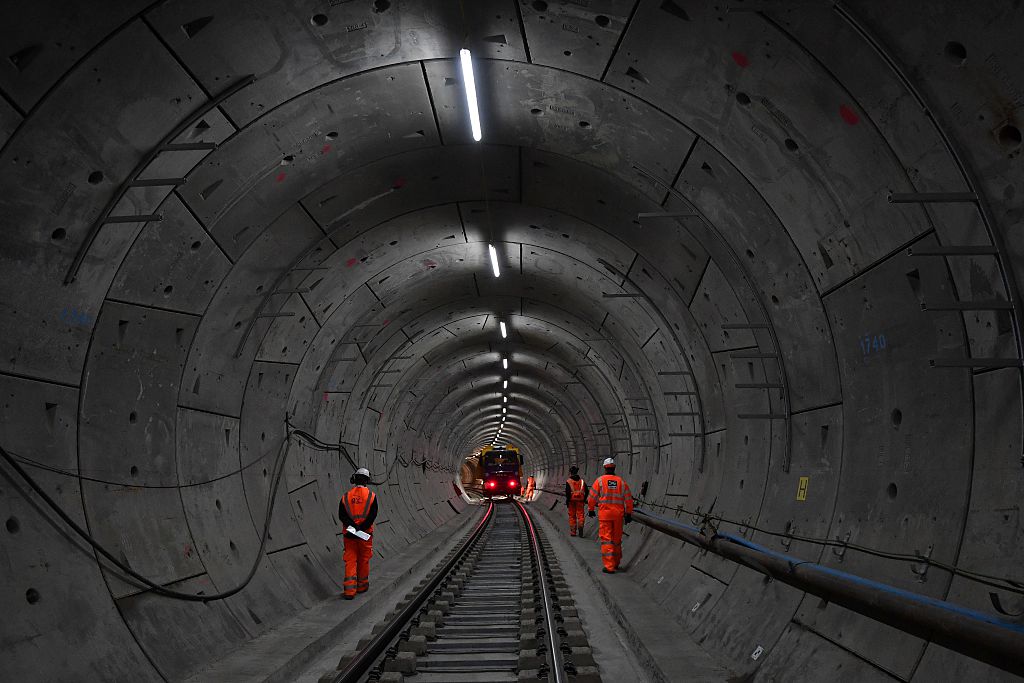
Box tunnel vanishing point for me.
[1,1,1023,681]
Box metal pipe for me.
[633,509,1024,677]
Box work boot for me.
[344,594,355,600]
[601,568,615,574]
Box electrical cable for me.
[5,446,276,490]
[0,432,291,603]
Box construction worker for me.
[524,474,535,500]
[338,467,378,599]
[565,465,589,537]
[587,458,633,573]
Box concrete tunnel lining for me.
[1,1,1023,681]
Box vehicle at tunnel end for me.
[480,444,523,498]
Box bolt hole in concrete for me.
[532,0,548,10]
[746,249,754,258]
[229,540,238,553]
[891,408,902,427]
[310,13,328,26]
[25,588,40,605]
[6,517,19,533]
[564,50,572,56]
[130,465,138,477]
[215,499,222,511]
[736,91,751,105]
[87,170,103,184]
[579,120,590,128]
[326,131,338,139]
[51,227,66,241]
[129,411,137,424]
[163,285,173,295]
[190,240,201,250]
[887,482,899,499]
[784,138,799,152]
[595,14,610,27]
[998,124,1022,147]
[280,155,294,165]
[944,41,967,65]
[530,108,543,115]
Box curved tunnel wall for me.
[0,1,1022,681]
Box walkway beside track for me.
[181,510,474,683]
[531,498,735,683]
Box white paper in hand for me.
[346,526,371,541]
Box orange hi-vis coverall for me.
[566,477,587,536]
[524,475,536,499]
[588,474,633,571]
[339,486,377,597]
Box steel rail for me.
[330,501,495,683]
[516,500,568,683]
[633,508,1024,677]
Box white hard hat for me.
[355,467,370,477]
[602,458,615,468]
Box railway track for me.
[319,500,600,683]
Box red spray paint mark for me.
[731,51,750,67]
[346,257,359,267]
[839,104,860,125]
[275,172,287,183]
[323,392,329,401]
[391,177,406,190]
[382,319,390,326]
[321,144,332,154]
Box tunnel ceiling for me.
[1,1,1023,681]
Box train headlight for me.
[485,480,497,489]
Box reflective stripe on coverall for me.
[587,474,633,571]
[567,477,586,536]
[341,486,376,596]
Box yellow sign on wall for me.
[796,476,809,501]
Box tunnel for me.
[1,1,1023,681]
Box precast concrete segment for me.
[1,0,1023,681]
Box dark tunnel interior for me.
[1,1,1023,681]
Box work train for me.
[480,445,523,498]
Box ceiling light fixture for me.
[459,49,482,142]
[499,321,507,338]
[503,380,508,389]
[488,244,500,277]
[502,407,507,414]
[502,357,508,370]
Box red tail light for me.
[485,480,497,489]
[508,479,518,488]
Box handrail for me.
[330,501,494,683]
[632,508,1024,677]
[64,74,255,284]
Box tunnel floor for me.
[180,496,711,683]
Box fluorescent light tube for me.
[489,244,500,277]
[503,380,508,389]
[499,321,507,338]
[502,358,508,369]
[460,49,482,142]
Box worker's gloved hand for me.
[624,514,632,525]
[588,510,596,518]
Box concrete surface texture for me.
[0,1,1021,681]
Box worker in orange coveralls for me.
[523,475,535,500]
[587,458,633,573]
[338,467,378,599]
[564,465,589,537]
